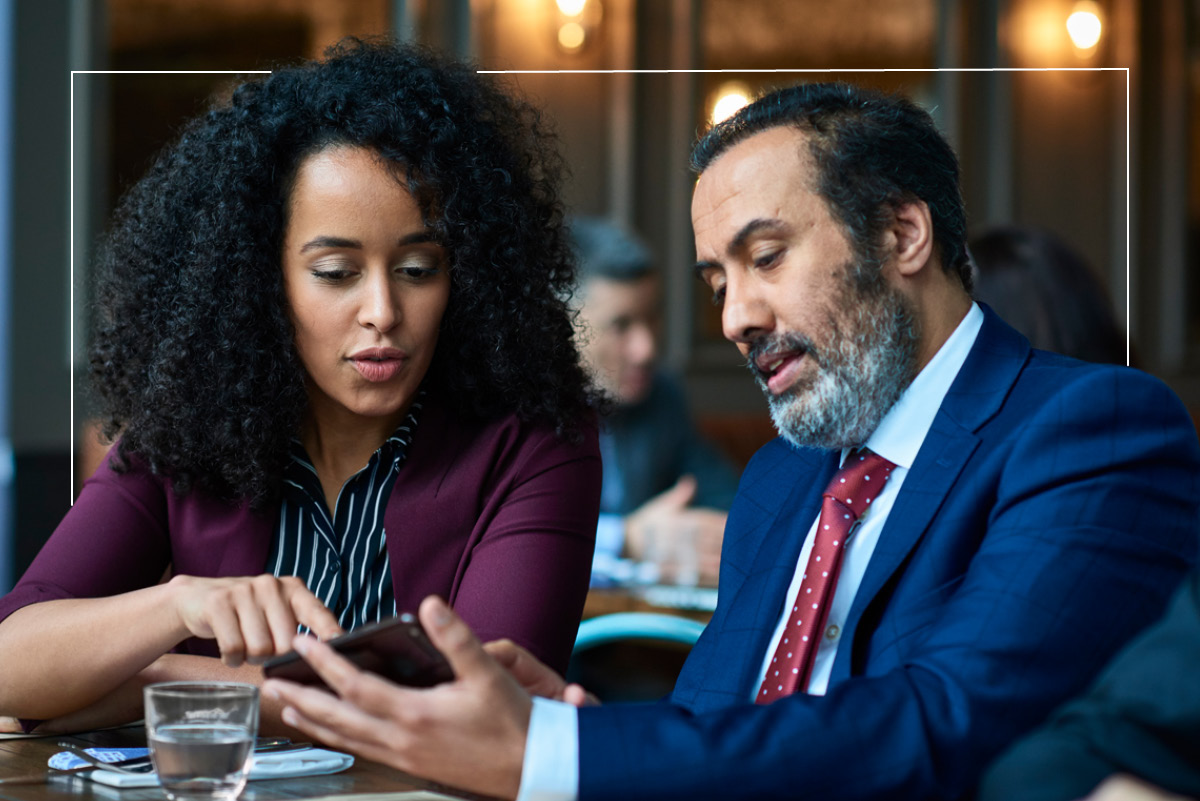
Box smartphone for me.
[263,613,454,689]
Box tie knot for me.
[825,448,895,516]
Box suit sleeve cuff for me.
[515,697,580,801]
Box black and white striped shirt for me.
[266,396,423,631]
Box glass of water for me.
[144,682,259,801]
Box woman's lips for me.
[352,359,404,382]
[349,347,407,383]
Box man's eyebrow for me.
[693,218,787,278]
[729,218,786,253]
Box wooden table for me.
[0,728,494,801]
[582,584,717,623]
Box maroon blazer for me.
[0,404,601,675]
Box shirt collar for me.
[850,302,984,470]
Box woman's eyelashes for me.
[311,264,354,282]
[396,255,443,279]
[308,253,444,283]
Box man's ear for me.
[885,201,935,278]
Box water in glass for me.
[149,723,253,800]
[144,682,259,801]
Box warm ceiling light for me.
[558,21,586,51]
[556,0,587,16]
[554,0,599,53]
[1066,1,1102,51]
[710,82,751,126]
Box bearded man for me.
[264,83,1200,801]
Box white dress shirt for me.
[516,303,985,801]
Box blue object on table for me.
[48,747,148,770]
[573,612,706,653]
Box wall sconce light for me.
[709,81,752,127]
[1066,0,1103,54]
[555,0,602,54]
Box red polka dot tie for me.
[756,449,895,704]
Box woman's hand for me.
[169,574,343,668]
[0,578,339,722]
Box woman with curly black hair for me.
[0,40,601,732]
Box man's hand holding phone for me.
[263,596,533,800]
[262,613,453,690]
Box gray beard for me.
[748,264,920,452]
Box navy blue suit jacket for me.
[576,308,1200,801]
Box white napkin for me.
[59,748,354,788]
[244,748,355,780]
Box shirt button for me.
[825,624,840,641]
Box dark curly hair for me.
[89,39,596,506]
[691,82,972,292]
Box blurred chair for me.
[574,612,706,652]
[970,225,1126,365]
[568,613,706,702]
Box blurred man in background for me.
[570,217,738,586]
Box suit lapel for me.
[833,305,1030,681]
[381,397,462,570]
[838,418,978,658]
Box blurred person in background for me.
[970,224,1125,364]
[0,40,601,734]
[570,217,738,587]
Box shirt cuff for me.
[515,697,579,801]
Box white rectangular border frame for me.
[68,66,1130,506]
